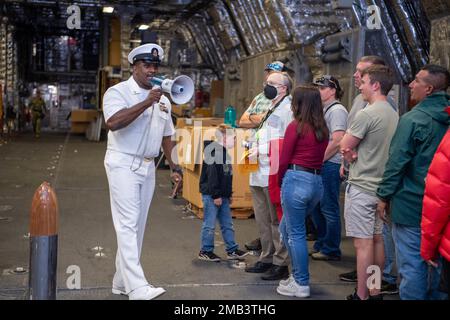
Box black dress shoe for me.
[245,238,262,251]
[245,261,273,273]
[261,265,289,280]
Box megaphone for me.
[150,75,194,105]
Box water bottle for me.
[224,105,236,128]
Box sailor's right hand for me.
[146,86,162,107]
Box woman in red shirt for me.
[276,85,329,298]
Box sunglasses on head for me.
[316,75,338,89]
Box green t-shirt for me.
[347,100,399,194]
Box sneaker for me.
[279,274,294,286]
[128,285,166,300]
[346,289,364,300]
[276,280,310,298]
[198,251,221,262]
[369,294,384,300]
[227,249,249,260]
[380,280,398,295]
[346,289,383,300]
[339,270,357,282]
[311,252,341,261]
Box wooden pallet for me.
[188,203,254,220]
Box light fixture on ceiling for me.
[138,24,149,30]
[102,6,114,14]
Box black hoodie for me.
[199,141,233,199]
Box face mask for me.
[264,84,278,100]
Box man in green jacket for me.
[376,64,450,300]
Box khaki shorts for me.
[344,184,383,239]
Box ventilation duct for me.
[352,0,416,82]
[207,1,240,51]
[264,0,292,46]
[226,0,259,55]
[390,1,430,70]
[276,0,352,45]
[185,13,227,77]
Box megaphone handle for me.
[150,85,164,107]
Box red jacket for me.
[421,107,450,262]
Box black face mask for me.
[263,84,278,100]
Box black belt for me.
[288,164,321,175]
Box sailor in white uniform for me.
[103,43,182,300]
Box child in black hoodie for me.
[198,126,248,262]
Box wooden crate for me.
[188,203,254,220]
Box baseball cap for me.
[265,61,285,72]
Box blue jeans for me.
[201,195,238,253]
[392,223,447,300]
[311,161,342,257]
[383,223,397,284]
[281,170,323,286]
